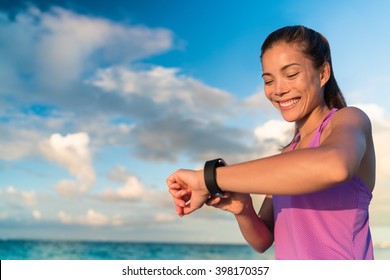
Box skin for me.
[166,42,376,253]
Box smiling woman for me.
[1,1,389,254]
[167,25,376,260]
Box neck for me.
[296,106,330,139]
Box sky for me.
[0,0,390,244]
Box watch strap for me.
[204,158,227,197]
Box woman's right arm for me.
[234,195,274,253]
[207,193,274,253]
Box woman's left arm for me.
[216,107,372,195]
[167,107,373,215]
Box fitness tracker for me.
[204,158,227,197]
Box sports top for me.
[272,108,374,259]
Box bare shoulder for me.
[320,106,372,142]
[332,106,372,131]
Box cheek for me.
[264,87,273,100]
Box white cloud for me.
[32,210,42,220]
[0,128,42,161]
[83,209,110,226]
[88,65,235,121]
[6,186,16,194]
[102,166,150,201]
[54,179,82,198]
[20,191,38,206]
[57,209,123,227]
[40,132,95,194]
[58,210,72,224]
[241,89,274,111]
[2,186,38,207]
[154,212,176,223]
[101,176,148,201]
[0,6,174,91]
[254,119,295,156]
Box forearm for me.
[217,147,351,195]
[234,205,273,253]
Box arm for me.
[205,193,274,253]
[234,195,274,253]
[167,107,372,215]
[217,107,371,195]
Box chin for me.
[279,110,298,123]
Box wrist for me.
[203,158,227,197]
[234,196,255,217]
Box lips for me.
[279,98,300,109]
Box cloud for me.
[0,6,174,92]
[254,119,295,156]
[0,6,252,165]
[58,209,123,227]
[54,179,82,198]
[131,115,252,162]
[2,186,38,207]
[0,127,42,161]
[85,64,256,162]
[101,165,150,202]
[32,210,42,220]
[40,132,95,194]
[58,210,72,224]
[1,3,389,243]
[88,66,235,119]
[154,212,176,223]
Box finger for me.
[167,182,183,191]
[166,172,177,185]
[169,188,187,199]
[206,197,221,207]
[173,197,187,208]
[176,205,184,217]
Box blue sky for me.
[1,0,390,244]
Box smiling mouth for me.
[279,98,300,109]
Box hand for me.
[206,192,253,216]
[166,169,210,216]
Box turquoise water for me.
[0,240,273,260]
[1,240,389,260]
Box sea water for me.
[0,240,272,260]
[1,240,389,260]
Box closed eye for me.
[287,72,299,79]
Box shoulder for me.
[332,106,372,131]
[321,106,372,142]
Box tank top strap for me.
[289,132,300,151]
[309,108,338,147]
[290,108,339,151]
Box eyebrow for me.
[262,63,302,77]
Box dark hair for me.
[261,25,346,109]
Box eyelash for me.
[287,72,299,79]
[264,72,299,85]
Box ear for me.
[320,62,331,88]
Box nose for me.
[274,79,289,96]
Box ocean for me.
[1,240,389,260]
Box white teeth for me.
[280,99,300,107]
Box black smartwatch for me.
[204,158,227,197]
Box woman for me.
[166,26,375,260]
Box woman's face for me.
[261,42,328,122]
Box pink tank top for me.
[273,108,374,259]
